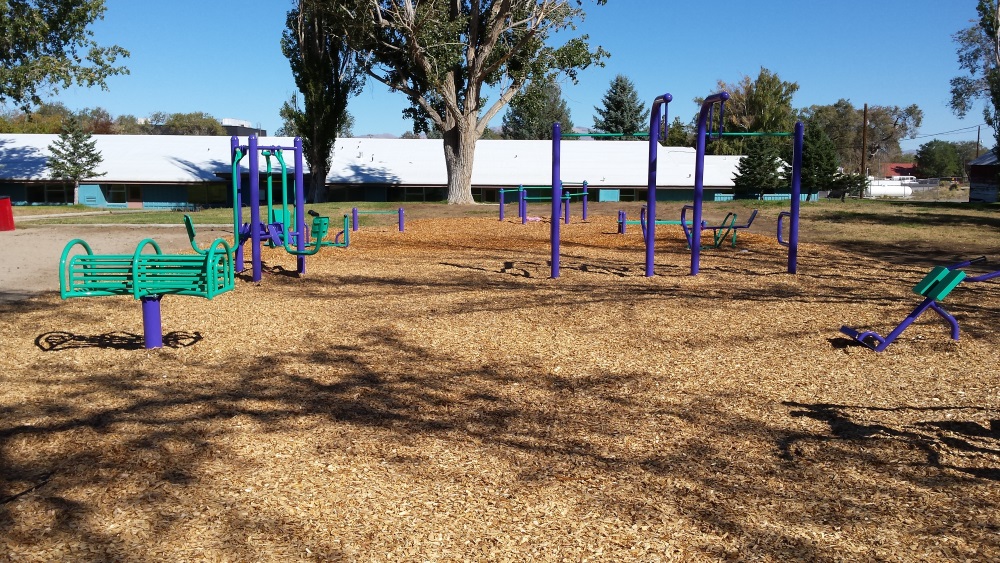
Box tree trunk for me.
[307,144,329,203]
[441,120,478,204]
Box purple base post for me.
[582,182,589,221]
[563,195,570,224]
[398,208,405,232]
[520,188,527,225]
[551,123,562,278]
[499,189,506,221]
[141,296,163,349]
[352,207,359,232]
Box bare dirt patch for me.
[1,211,998,561]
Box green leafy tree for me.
[592,74,647,140]
[732,138,782,199]
[160,112,224,135]
[329,0,608,203]
[950,0,1000,155]
[47,115,105,203]
[282,0,366,202]
[501,76,573,140]
[0,0,129,111]
[801,100,922,174]
[915,139,963,178]
[0,102,70,133]
[700,67,798,155]
[795,124,839,198]
[276,93,354,138]
[830,172,869,200]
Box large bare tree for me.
[330,0,607,203]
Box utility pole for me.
[860,103,868,199]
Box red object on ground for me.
[0,197,14,231]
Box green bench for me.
[59,237,235,348]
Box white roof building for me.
[0,134,740,188]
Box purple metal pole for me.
[499,189,506,221]
[398,208,404,232]
[551,123,562,278]
[691,91,730,276]
[295,136,306,275]
[563,194,570,224]
[352,207,359,231]
[788,121,804,274]
[232,136,244,272]
[141,296,163,349]
[646,93,672,277]
[520,187,527,225]
[249,135,262,282]
[618,210,626,234]
[582,181,589,221]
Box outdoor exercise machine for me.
[839,257,1000,352]
[231,135,340,282]
[657,93,803,276]
[59,236,235,349]
[498,183,588,224]
[679,207,760,249]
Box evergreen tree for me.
[501,77,573,140]
[47,116,105,204]
[732,138,781,199]
[795,125,839,198]
[592,74,648,140]
[664,116,691,146]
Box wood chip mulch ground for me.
[1,215,998,561]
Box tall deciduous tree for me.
[950,0,1000,154]
[501,76,573,140]
[592,74,647,140]
[161,112,224,135]
[701,67,799,155]
[330,0,607,203]
[801,100,922,174]
[282,0,365,203]
[47,115,105,204]
[0,0,129,111]
[663,116,691,147]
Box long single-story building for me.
[0,134,752,208]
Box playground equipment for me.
[616,207,690,236]
[230,136,340,282]
[680,207,759,249]
[498,184,588,224]
[351,207,405,232]
[59,236,235,349]
[840,257,1000,352]
[659,93,802,276]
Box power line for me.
[908,123,986,141]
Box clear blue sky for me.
[46,0,987,152]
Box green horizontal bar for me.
[562,132,649,138]
[716,132,792,137]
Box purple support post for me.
[499,189,506,221]
[141,296,163,349]
[645,93,672,277]
[788,122,804,274]
[582,181,589,221]
[551,123,562,278]
[519,186,527,225]
[352,207,359,231]
[398,208,405,232]
[232,136,244,272]
[563,194,570,224]
[690,91,730,276]
[295,137,306,275]
[249,135,262,282]
[618,210,626,234]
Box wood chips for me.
[1,213,999,561]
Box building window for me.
[104,185,127,204]
[26,183,71,204]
